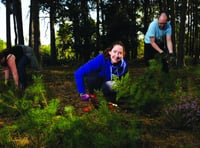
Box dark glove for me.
[168,53,176,68]
[160,52,167,59]
[80,93,90,101]
[168,53,175,62]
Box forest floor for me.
[0,60,200,147]
[38,60,145,116]
[31,61,200,147]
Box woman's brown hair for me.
[103,41,125,59]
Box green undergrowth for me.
[1,61,200,147]
[0,75,140,147]
[112,59,200,146]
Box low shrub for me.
[113,59,175,115]
[0,75,141,147]
[164,94,200,129]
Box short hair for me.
[159,11,169,20]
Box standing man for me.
[144,11,174,72]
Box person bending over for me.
[0,45,40,90]
[144,11,174,72]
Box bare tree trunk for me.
[193,0,199,64]
[30,0,41,61]
[81,0,90,62]
[143,0,150,34]
[13,13,18,44]
[29,0,33,47]
[13,0,24,45]
[6,0,12,48]
[177,0,187,67]
[100,0,105,37]
[50,1,57,64]
[95,0,100,56]
[169,0,176,55]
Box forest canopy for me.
[0,0,199,67]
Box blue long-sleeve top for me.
[74,53,128,94]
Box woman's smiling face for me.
[109,44,125,64]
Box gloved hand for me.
[160,52,167,59]
[80,93,90,101]
[168,53,175,63]
[167,53,176,67]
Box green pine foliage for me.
[113,59,175,115]
[0,75,140,147]
[0,83,20,116]
[164,66,200,130]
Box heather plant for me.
[164,93,200,129]
[163,66,200,130]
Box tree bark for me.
[50,1,57,64]
[177,0,187,67]
[30,0,40,61]
[6,0,12,48]
[13,0,24,45]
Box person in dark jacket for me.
[0,45,40,90]
[74,41,128,102]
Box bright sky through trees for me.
[0,0,50,45]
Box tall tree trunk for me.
[29,0,33,47]
[177,0,187,67]
[193,0,199,64]
[13,13,18,44]
[143,0,150,34]
[95,0,100,56]
[13,0,24,45]
[169,0,176,55]
[50,2,57,64]
[81,0,90,62]
[6,0,12,48]
[30,0,40,61]
[100,0,105,38]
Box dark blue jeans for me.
[144,43,169,73]
[86,73,116,102]
[17,55,29,88]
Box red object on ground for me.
[82,94,98,112]
[108,104,114,109]
[89,94,96,99]
[83,107,91,112]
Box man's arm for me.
[166,35,173,53]
[150,37,164,53]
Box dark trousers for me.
[144,43,169,73]
[17,55,29,88]
[86,73,116,102]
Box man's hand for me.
[160,52,168,59]
[168,53,176,64]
